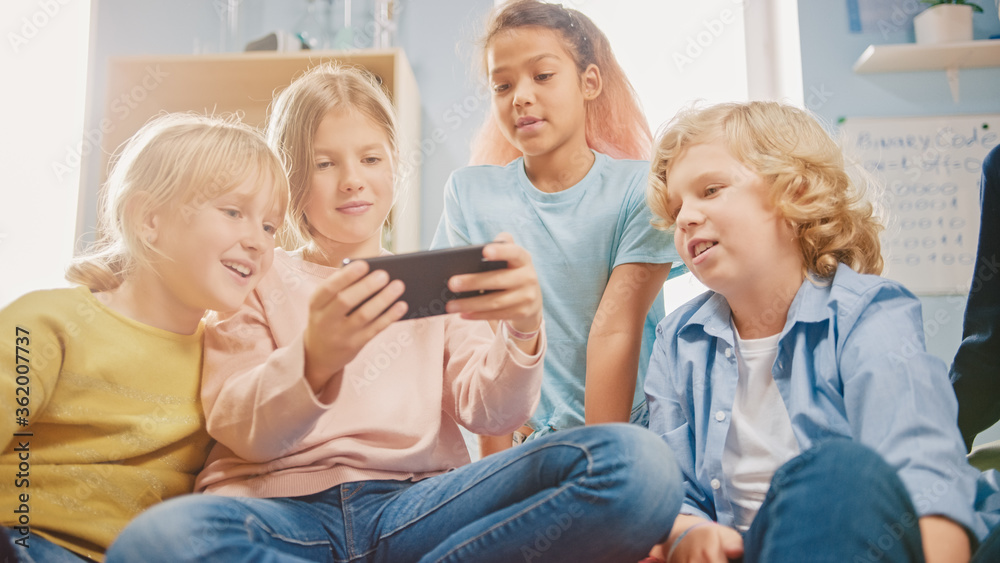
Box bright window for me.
[575,0,803,313]
[1,0,92,306]
[575,0,750,132]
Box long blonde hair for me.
[266,63,400,250]
[67,113,290,291]
[470,0,651,166]
[648,101,884,278]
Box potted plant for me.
[914,0,984,43]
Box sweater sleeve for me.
[0,292,61,450]
[441,316,545,436]
[201,289,328,464]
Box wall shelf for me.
[852,39,1000,102]
[853,39,1000,73]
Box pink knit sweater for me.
[194,249,545,497]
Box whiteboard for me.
[840,115,999,295]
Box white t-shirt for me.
[722,326,801,531]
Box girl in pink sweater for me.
[107,64,682,563]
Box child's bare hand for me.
[665,523,743,563]
[444,232,543,335]
[303,260,407,393]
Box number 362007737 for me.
[14,327,31,422]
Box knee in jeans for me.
[112,495,233,554]
[773,439,888,488]
[588,425,682,516]
[607,425,680,480]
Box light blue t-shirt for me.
[431,151,685,434]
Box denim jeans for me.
[742,439,925,563]
[2,530,87,563]
[106,424,682,563]
[525,400,650,442]
[973,520,1000,563]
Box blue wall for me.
[800,1,1000,123]
[83,0,493,249]
[396,1,493,247]
[798,0,1000,443]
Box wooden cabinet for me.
[84,48,421,252]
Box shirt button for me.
[724,347,733,359]
[777,360,784,370]
[711,478,721,490]
[715,411,726,422]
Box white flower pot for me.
[914,4,975,44]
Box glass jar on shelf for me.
[296,0,336,50]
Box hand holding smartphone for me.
[343,245,508,320]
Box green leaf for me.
[921,0,985,11]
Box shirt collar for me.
[785,272,837,326]
[682,292,736,344]
[680,269,838,343]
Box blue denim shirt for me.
[646,264,990,539]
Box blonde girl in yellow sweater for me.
[0,113,288,562]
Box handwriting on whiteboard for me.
[842,116,998,294]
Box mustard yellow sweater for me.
[0,286,212,561]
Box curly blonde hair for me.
[648,101,883,279]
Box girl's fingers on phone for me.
[358,300,408,341]
[449,258,538,295]
[350,280,407,325]
[483,236,530,268]
[316,268,393,318]
[337,269,396,310]
[453,302,535,325]
[311,260,370,309]
[447,284,537,318]
[449,269,500,294]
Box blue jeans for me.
[106,424,682,563]
[2,530,86,562]
[973,521,1000,563]
[525,401,649,442]
[742,440,924,563]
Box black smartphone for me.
[342,244,508,320]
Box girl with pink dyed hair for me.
[432,0,686,456]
